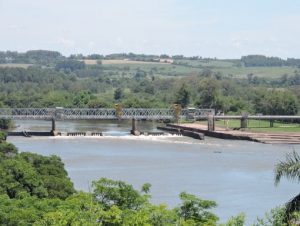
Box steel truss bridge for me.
[0,108,215,120]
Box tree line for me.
[0,66,299,116]
[241,55,300,67]
[2,50,300,67]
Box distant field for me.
[0,63,33,68]
[216,66,296,78]
[80,57,300,79]
[175,59,235,68]
[215,119,300,132]
[82,59,298,79]
[84,59,171,65]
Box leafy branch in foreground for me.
[275,150,300,185]
[274,150,300,224]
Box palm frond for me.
[285,193,300,223]
[274,150,300,186]
[286,193,300,215]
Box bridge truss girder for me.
[0,108,215,120]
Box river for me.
[7,120,300,225]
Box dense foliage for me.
[0,119,13,129]
[0,50,299,117]
[241,55,300,67]
[0,137,75,200]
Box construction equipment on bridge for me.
[114,104,123,119]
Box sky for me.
[0,0,300,58]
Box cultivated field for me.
[84,59,171,65]
[0,63,33,68]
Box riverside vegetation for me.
[0,131,299,226]
[0,50,299,115]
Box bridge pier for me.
[130,118,140,136]
[241,116,248,129]
[270,119,274,128]
[51,118,57,136]
[207,114,215,131]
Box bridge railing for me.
[57,108,117,119]
[122,108,175,120]
[0,108,55,120]
[0,108,216,120]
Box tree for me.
[255,90,298,115]
[274,151,300,223]
[174,84,190,108]
[134,70,147,80]
[92,178,150,210]
[0,131,7,141]
[114,88,123,101]
[20,152,75,199]
[0,119,13,130]
[275,151,300,185]
[73,91,94,107]
[254,207,290,226]
[0,158,48,198]
[88,99,109,108]
[0,141,17,159]
[197,78,220,109]
[55,60,85,72]
[176,192,218,225]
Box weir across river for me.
[1,108,300,142]
[0,107,214,136]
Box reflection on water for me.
[7,120,300,225]
[10,119,162,134]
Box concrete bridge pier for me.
[207,114,215,131]
[241,116,248,129]
[51,118,57,136]
[131,118,140,136]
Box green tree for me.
[92,178,150,210]
[197,78,220,109]
[88,99,109,108]
[274,151,300,222]
[0,141,17,159]
[73,91,94,107]
[176,192,218,225]
[255,90,298,115]
[0,158,48,198]
[0,119,13,130]
[0,131,7,141]
[254,207,292,226]
[20,152,75,199]
[220,213,245,226]
[175,84,190,108]
[114,88,123,101]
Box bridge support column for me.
[51,118,57,136]
[207,114,215,131]
[241,116,248,129]
[131,118,140,136]
[270,119,274,128]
